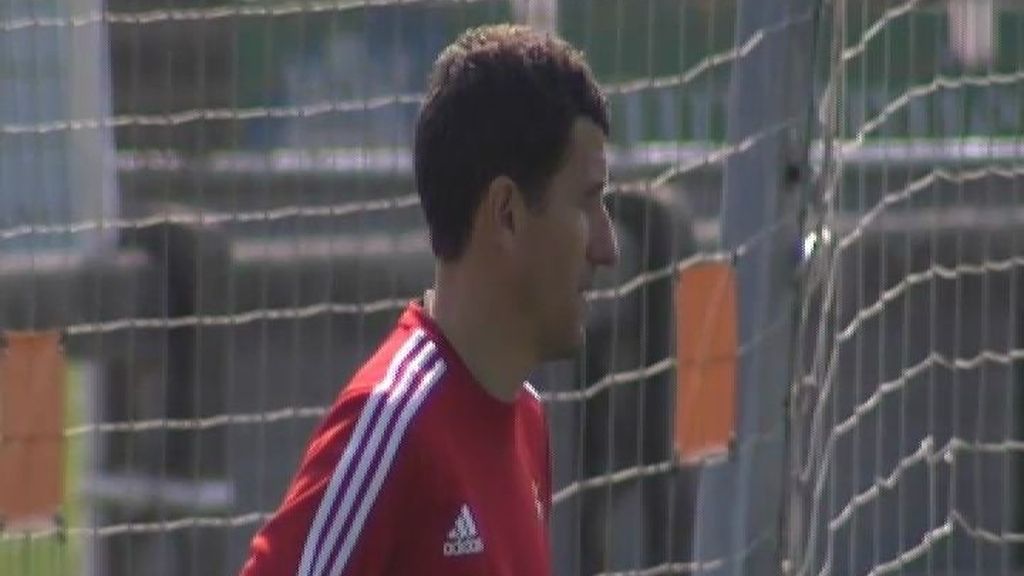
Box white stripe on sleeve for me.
[328,358,447,576]
[296,329,425,576]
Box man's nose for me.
[588,209,619,268]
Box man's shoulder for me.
[326,325,451,432]
[307,325,452,480]
[341,325,436,395]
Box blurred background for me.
[0,0,1022,574]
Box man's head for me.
[415,25,618,360]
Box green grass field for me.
[0,364,84,576]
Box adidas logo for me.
[443,504,484,557]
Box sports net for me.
[0,1,754,574]
[788,1,1024,576]
[1,0,1020,575]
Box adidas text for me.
[444,538,484,557]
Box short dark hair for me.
[414,24,609,261]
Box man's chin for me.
[540,324,586,362]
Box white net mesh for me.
[0,1,754,574]
[789,1,1024,575]
[5,1,1020,575]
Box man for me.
[241,24,617,575]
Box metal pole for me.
[691,0,817,574]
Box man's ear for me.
[482,175,525,251]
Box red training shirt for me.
[240,302,553,576]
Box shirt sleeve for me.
[239,389,409,576]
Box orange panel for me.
[674,263,737,462]
[0,331,65,526]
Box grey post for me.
[690,0,818,574]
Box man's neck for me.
[425,278,534,403]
